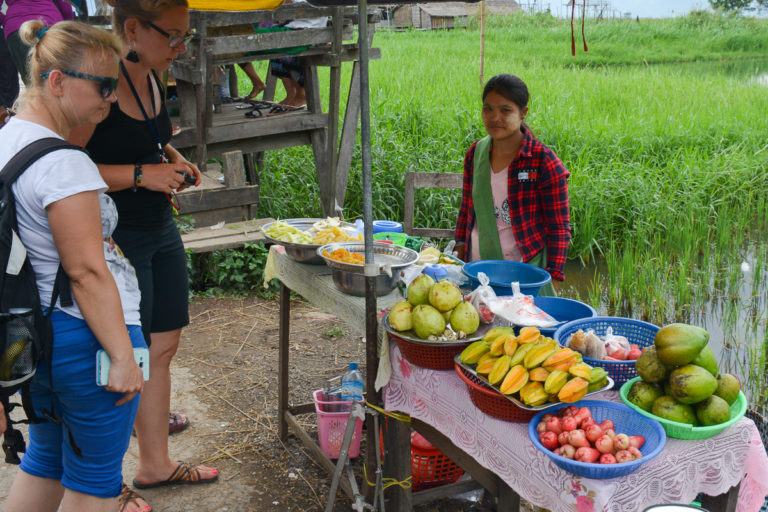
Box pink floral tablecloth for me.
[383,345,768,512]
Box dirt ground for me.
[1,296,508,512]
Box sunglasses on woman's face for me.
[145,21,195,49]
[40,69,119,99]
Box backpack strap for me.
[0,137,87,184]
[1,137,88,460]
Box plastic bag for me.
[487,282,559,328]
[566,328,605,359]
[465,272,496,324]
[604,326,630,360]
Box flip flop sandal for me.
[245,109,265,118]
[169,412,190,435]
[235,103,256,110]
[119,483,151,512]
[266,104,303,117]
[131,412,190,437]
[245,99,278,109]
[133,462,219,490]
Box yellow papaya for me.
[499,364,528,395]
[488,355,513,386]
[509,341,536,366]
[460,340,489,364]
[475,355,499,375]
[568,362,592,380]
[558,377,589,403]
[544,369,569,394]
[524,344,557,369]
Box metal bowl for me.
[261,218,358,265]
[317,242,419,296]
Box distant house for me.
[388,0,521,30]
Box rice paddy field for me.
[235,11,768,412]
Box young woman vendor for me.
[454,74,571,295]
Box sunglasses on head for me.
[145,21,195,49]
[40,69,119,99]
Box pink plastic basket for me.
[313,389,363,459]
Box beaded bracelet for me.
[132,163,143,192]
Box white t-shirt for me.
[0,117,141,325]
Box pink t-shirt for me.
[470,166,523,262]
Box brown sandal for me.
[119,483,150,512]
[132,461,219,489]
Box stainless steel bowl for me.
[261,218,358,265]
[317,242,419,296]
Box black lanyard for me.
[120,61,166,162]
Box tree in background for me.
[709,0,768,11]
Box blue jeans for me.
[19,310,146,498]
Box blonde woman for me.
[0,19,145,512]
[71,1,217,510]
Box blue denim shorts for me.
[19,310,146,498]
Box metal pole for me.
[356,0,380,503]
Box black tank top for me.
[86,75,173,230]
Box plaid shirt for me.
[454,129,571,281]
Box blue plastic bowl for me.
[528,400,666,479]
[532,297,597,337]
[462,260,551,297]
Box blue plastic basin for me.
[462,260,551,297]
[532,296,597,337]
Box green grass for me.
[226,11,768,411]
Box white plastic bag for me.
[465,272,497,324]
[603,326,630,360]
[487,282,559,328]
[566,328,606,359]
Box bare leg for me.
[133,329,217,486]
[60,489,118,512]
[238,62,265,99]
[279,77,297,105]
[5,470,65,512]
[288,84,306,107]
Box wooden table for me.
[269,246,752,510]
[269,246,520,507]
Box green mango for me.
[691,345,719,377]
[627,380,664,412]
[696,395,731,426]
[654,323,709,367]
[714,373,740,405]
[652,395,697,425]
[668,364,718,405]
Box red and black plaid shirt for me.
[454,129,572,281]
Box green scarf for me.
[472,136,504,260]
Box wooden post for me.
[194,16,209,172]
[335,60,360,205]
[222,150,246,188]
[382,417,412,510]
[278,282,291,442]
[326,7,344,215]
[304,63,332,216]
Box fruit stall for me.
[261,223,768,511]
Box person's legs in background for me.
[5,29,30,86]
[237,62,265,100]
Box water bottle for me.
[1,309,32,380]
[340,363,364,403]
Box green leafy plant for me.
[187,242,278,297]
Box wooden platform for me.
[180,218,274,252]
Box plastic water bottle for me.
[340,363,364,403]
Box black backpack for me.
[0,137,82,464]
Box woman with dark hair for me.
[70,1,216,510]
[454,74,571,295]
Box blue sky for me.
[609,0,710,18]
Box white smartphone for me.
[96,348,150,386]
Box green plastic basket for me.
[619,376,747,440]
[373,232,408,246]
